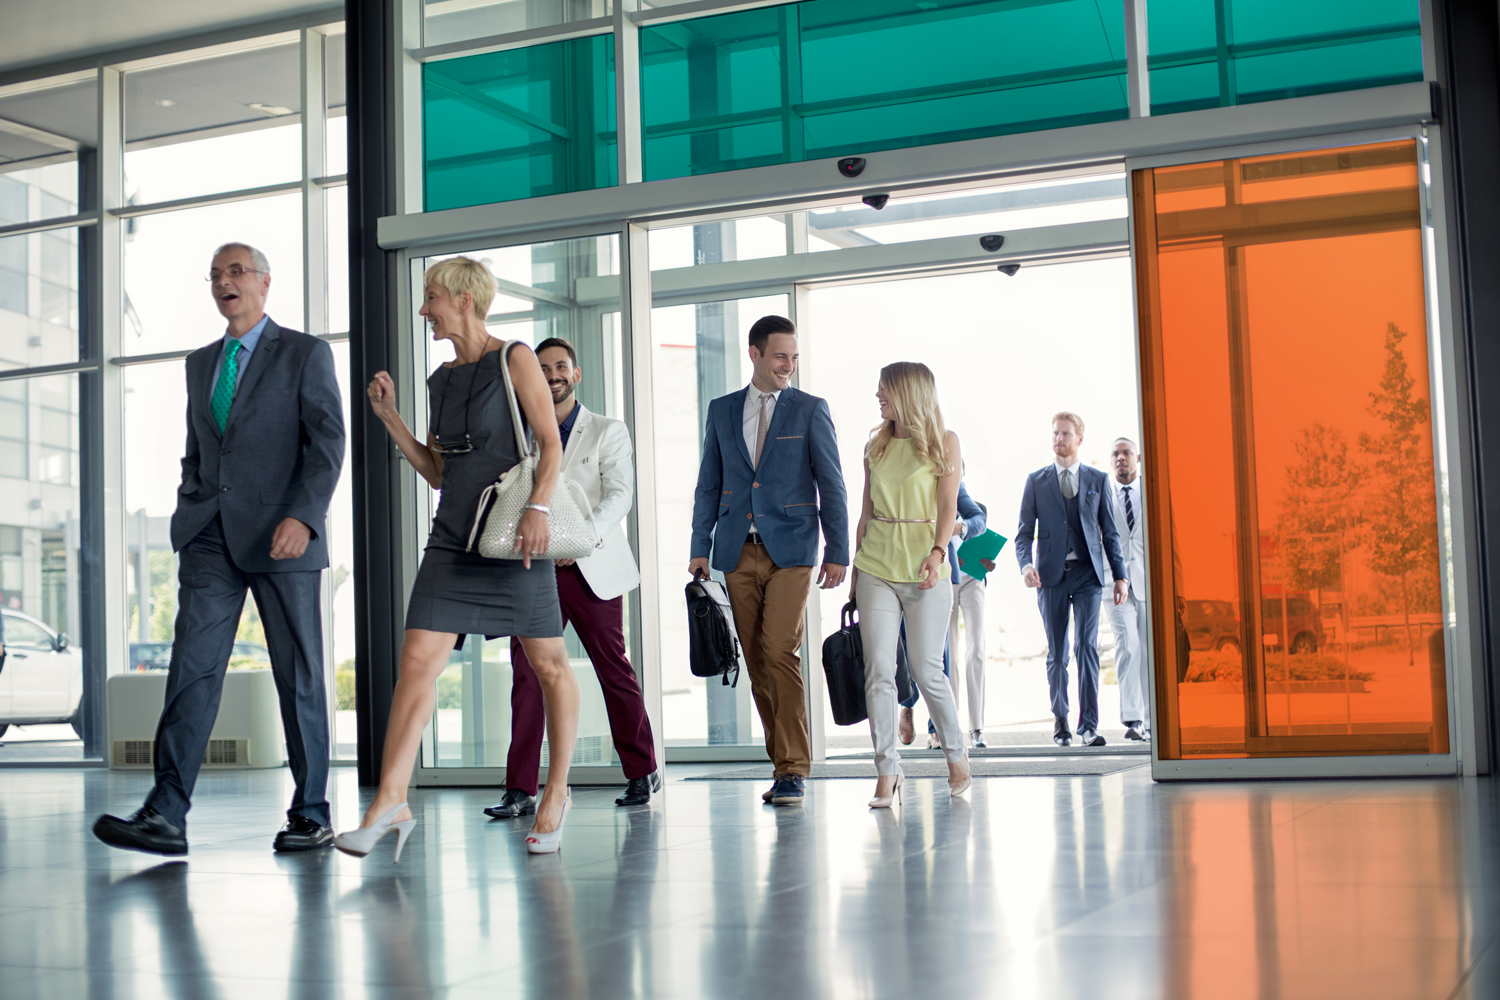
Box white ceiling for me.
[0,0,341,76]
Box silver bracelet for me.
[525,503,550,514]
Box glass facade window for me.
[0,172,81,372]
[640,0,1128,182]
[0,372,83,752]
[124,43,304,205]
[121,193,305,356]
[1135,139,1450,759]
[423,0,610,48]
[1147,0,1423,115]
[422,35,617,212]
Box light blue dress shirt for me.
[210,314,270,395]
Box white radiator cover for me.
[106,669,286,769]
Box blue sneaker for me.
[770,773,805,805]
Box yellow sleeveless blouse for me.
[854,437,939,583]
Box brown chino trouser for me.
[723,539,813,776]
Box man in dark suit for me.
[93,242,345,855]
[689,315,848,806]
[1016,411,1129,747]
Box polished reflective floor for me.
[0,765,1494,998]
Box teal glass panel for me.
[1147,0,1423,115]
[423,34,617,211]
[640,0,1128,182]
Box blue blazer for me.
[950,483,986,584]
[691,386,850,573]
[1015,463,1126,589]
[171,319,345,574]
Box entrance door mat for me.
[686,758,1149,780]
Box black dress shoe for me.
[1124,721,1146,741]
[483,788,537,819]
[616,770,661,806]
[93,806,187,856]
[274,815,334,852]
[1053,716,1072,747]
[1077,729,1107,747]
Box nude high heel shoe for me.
[334,803,417,863]
[869,773,904,809]
[948,758,972,798]
[525,790,572,854]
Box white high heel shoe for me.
[869,773,903,809]
[334,803,416,863]
[949,758,973,798]
[525,790,572,854]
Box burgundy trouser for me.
[505,563,657,795]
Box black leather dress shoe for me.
[274,815,334,852]
[1077,729,1107,747]
[616,769,662,807]
[483,788,537,819]
[1053,717,1072,747]
[1124,721,1146,741]
[93,806,187,856]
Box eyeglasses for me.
[206,265,267,282]
[431,436,474,456]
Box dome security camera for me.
[998,264,1021,276]
[862,194,890,210]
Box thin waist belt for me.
[871,515,935,524]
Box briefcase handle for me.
[841,598,858,631]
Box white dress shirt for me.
[742,385,782,462]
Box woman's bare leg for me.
[360,628,458,828]
[518,635,579,835]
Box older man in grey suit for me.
[94,242,345,856]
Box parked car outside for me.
[1181,595,1325,656]
[0,609,83,738]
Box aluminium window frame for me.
[0,12,356,767]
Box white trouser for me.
[857,571,965,774]
[947,574,987,731]
[1105,593,1151,728]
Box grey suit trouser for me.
[146,516,330,829]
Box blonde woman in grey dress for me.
[336,256,579,858]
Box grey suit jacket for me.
[170,318,345,573]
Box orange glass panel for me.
[1135,139,1450,759]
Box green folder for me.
[956,529,1007,582]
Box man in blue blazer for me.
[690,316,848,806]
[1016,412,1129,747]
[94,243,345,855]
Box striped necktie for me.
[1123,484,1135,532]
[211,338,243,433]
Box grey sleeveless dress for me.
[404,342,563,642]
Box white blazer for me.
[562,404,640,601]
[1108,476,1148,602]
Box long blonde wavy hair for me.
[867,361,953,476]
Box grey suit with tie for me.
[146,318,344,829]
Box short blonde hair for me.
[424,256,496,318]
[868,362,953,477]
[1052,410,1085,437]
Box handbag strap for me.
[495,340,535,460]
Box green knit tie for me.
[211,338,243,433]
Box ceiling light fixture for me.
[247,102,294,117]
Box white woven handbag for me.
[465,342,600,561]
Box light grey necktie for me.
[753,392,773,467]
[1061,468,1076,499]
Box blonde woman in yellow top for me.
[853,362,971,807]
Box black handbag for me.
[685,573,741,688]
[820,598,917,726]
[821,600,868,726]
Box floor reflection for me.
[0,766,1494,998]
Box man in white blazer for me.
[1106,437,1151,740]
[484,337,660,818]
